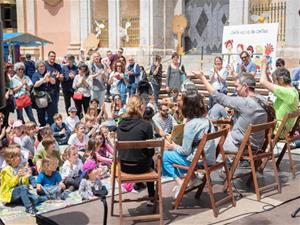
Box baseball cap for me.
[13,120,23,128]
[68,106,77,112]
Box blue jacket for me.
[51,122,71,144]
[174,118,216,165]
[126,63,140,84]
[45,61,62,92]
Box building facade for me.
[6,0,300,68]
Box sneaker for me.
[25,207,38,215]
[172,185,181,199]
[146,198,155,207]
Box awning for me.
[3,32,53,46]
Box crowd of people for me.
[0,47,299,215]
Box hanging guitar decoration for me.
[172,15,188,56]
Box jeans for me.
[127,83,137,97]
[64,176,82,190]
[11,185,46,209]
[74,96,91,119]
[151,83,160,104]
[16,106,36,123]
[36,101,56,126]
[92,90,106,108]
[63,91,73,114]
[51,91,60,114]
[162,151,192,179]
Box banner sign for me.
[222,23,279,73]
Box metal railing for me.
[250,1,286,43]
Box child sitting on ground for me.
[78,159,102,200]
[61,145,83,191]
[0,145,46,215]
[36,157,67,200]
[34,137,61,172]
[86,105,102,124]
[65,106,80,132]
[22,121,37,159]
[51,113,71,145]
[95,132,114,167]
[68,122,89,152]
[84,114,98,138]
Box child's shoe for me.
[25,206,38,215]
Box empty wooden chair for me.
[173,128,236,217]
[111,139,164,225]
[225,121,281,201]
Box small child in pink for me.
[95,132,114,167]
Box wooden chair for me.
[173,128,236,217]
[260,110,300,176]
[225,121,281,201]
[212,119,232,130]
[111,139,165,225]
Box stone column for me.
[67,0,81,55]
[80,0,92,47]
[108,0,120,50]
[16,0,25,33]
[283,0,300,67]
[229,0,250,25]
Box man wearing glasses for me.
[235,51,257,77]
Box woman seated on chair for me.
[117,95,155,201]
[162,90,216,198]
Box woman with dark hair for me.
[117,95,155,203]
[72,63,92,118]
[108,61,127,104]
[166,52,186,93]
[162,92,216,198]
[150,55,162,104]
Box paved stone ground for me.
[6,152,300,225]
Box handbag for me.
[15,94,32,109]
[73,91,83,100]
[33,91,49,109]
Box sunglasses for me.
[18,68,24,71]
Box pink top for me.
[95,143,114,165]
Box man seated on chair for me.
[260,58,299,133]
[194,71,268,155]
[152,102,178,138]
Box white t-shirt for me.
[65,116,80,132]
[61,159,83,179]
[67,133,89,151]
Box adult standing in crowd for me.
[88,52,107,108]
[208,56,228,109]
[62,54,78,113]
[45,51,63,114]
[10,62,36,123]
[260,59,299,132]
[73,63,92,118]
[117,95,155,203]
[150,55,163,104]
[108,61,127,104]
[0,63,15,127]
[166,52,185,93]
[126,56,141,97]
[32,60,56,126]
[24,54,36,80]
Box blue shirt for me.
[236,60,257,74]
[62,64,78,93]
[45,61,62,91]
[126,63,140,84]
[24,60,36,79]
[31,71,53,92]
[36,171,62,186]
[292,66,300,88]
